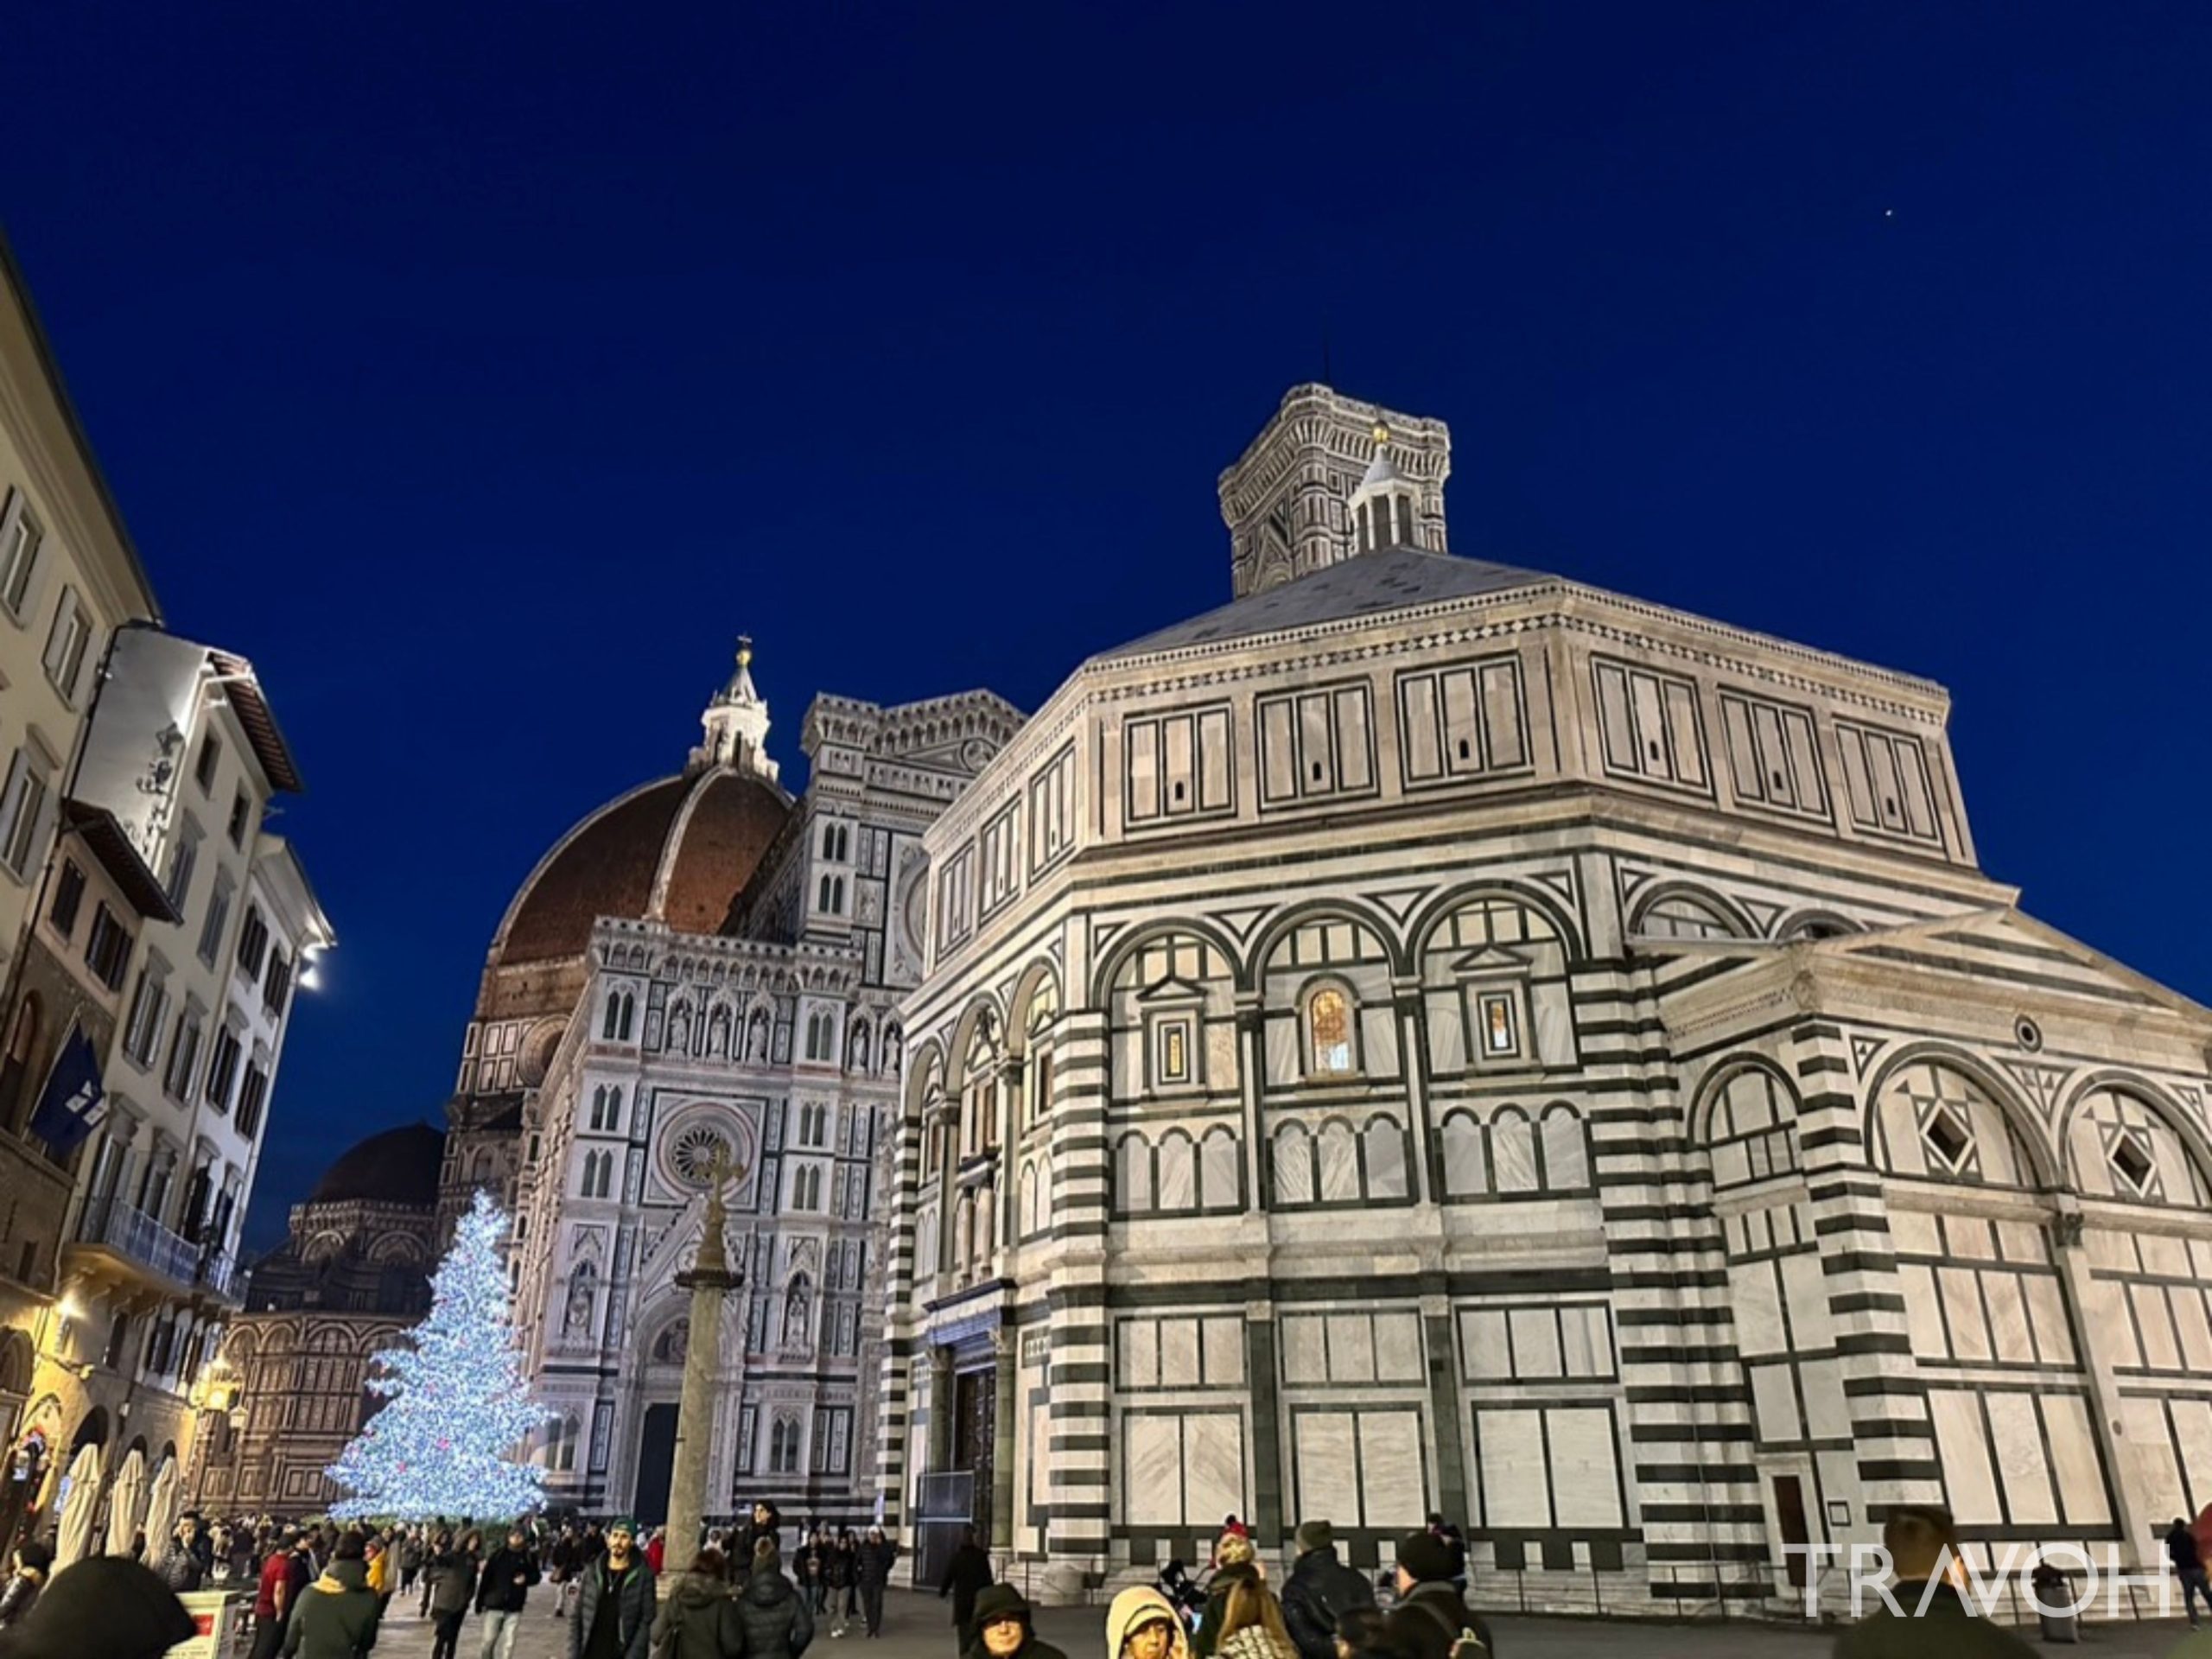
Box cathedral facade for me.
[461,649,1020,1525]
[877,385,2212,1611]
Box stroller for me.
[1156,1560,1211,1634]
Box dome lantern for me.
[692,634,779,782]
[1347,423,1424,555]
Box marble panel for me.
[2192,1236,2212,1281]
[2121,1395,2187,1526]
[2174,1400,2212,1516]
[1185,1413,1245,1525]
[1365,1120,1409,1198]
[1359,1005,1399,1077]
[1939,1268,1991,1361]
[1491,1116,1539,1193]
[1441,1116,1487,1197]
[1200,1133,1240,1211]
[1161,1319,1201,1388]
[1532,983,1573,1067]
[1319,1122,1360,1202]
[2135,1283,2182,1370]
[1358,1411,1428,1528]
[1510,1309,1561,1378]
[2144,1232,2191,1279]
[1122,1319,1159,1389]
[1983,1271,2034,1363]
[1548,1408,1623,1528]
[1891,1210,1942,1256]
[1540,1109,1587,1188]
[1729,1260,1784,1357]
[1475,1407,1550,1528]
[1205,1023,1239,1087]
[2024,1275,2076,1366]
[1801,1358,1852,1441]
[1750,1363,1801,1445]
[1560,1305,1611,1377]
[1995,1218,2047,1264]
[1425,991,1466,1074]
[1928,1390,2000,1526]
[1282,1315,1327,1384]
[1157,1137,1197,1211]
[1264,1016,1299,1088]
[1203,1318,1244,1388]
[2087,1229,2137,1273]
[1460,1310,1510,1381]
[1295,1412,1360,1529]
[2044,1392,2111,1527]
[1375,1313,1423,1383]
[1332,1316,1376,1383]
[1124,1414,1183,1525]
[1987,1393,2057,1524]
[1779,1252,1832,1349]
[1274,1128,1315,1205]
[2177,1287,2212,1372]
[1948,1216,1997,1261]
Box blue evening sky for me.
[5,2,2209,1246]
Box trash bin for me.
[2031,1567,2079,1644]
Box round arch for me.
[1245,897,1410,991]
[1086,916,1248,1011]
[1862,1043,2060,1191]
[1404,880,1587,966]
[69,1405,111,1452]
[2054,1070,2212,1200]
[1688,1054,1805,1147]
[1627,880,1759,943]
[904,1038,947,1120]
[943,993,1007,1096]
[1004,961,1064,1058]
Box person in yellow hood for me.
[1109,1586,1193,1659]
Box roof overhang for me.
[62,800,181,923]
[208,649,304,795]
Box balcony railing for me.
[76,1193,238,1300]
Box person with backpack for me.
[282,1530,385,1659]
[649,1546,746,1659]
[1380,1532,1494,1659]
[734,1538,814,1659]
[854,1527,898,1639]
[1280,1522,1374,1659]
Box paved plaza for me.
[343,1585,2209,1659]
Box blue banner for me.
[28,1026,104,1157]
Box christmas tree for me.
[326,1188,549,1521]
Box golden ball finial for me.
[736,633,753,669]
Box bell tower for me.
[1217,384,1452,597]
[692,635,779,781]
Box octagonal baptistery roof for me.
[493,766,793,969]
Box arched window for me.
[770,1415,800,1474]
[821,823,837,859]
[1020,1162,1041,1238]
[833,877,846,912]
[1632,892,1741,942]
[1875,1060,2037,1189]
[1440,1110,1488,1198]
[1491,1109,1539,1194]
[1199,1128,1240,1212]
[818,875,833,911]
[1702,1066,1801,1190]
[2067,1087,2211,1206]
[1031,1049,1054,1124]
[1305,985,1354,1076]
[1272,1122,1315,1206]
[601,995,621,1041]
[916,1207,938,1278]
[1156,1130,1197,1212]
[1363,1115,1409,1198]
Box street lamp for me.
[184,1355,245,1506]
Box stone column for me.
[927,1347,956,1474]
[989,1327,1017,1555]
[668,1158,742,1562]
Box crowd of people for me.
[0,1498,2123,1659]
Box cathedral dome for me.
[493,768,792,969]
[309,1122,446,1208]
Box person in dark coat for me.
[2171,1517,2212,1630]
[961,1584,1068,1659]
[153,1516,207,1593]
[0,1554,194,1659]
[0,1541,51,1630]
[1379,1532,1494,1659]
[735,1541,814,1659]
[1833,1507,2033,1659]
[732,1503,781,1570]
[828,1530,859,1633]
[938,1526,994,1653]
[570,1518,655,1659]
[855,1528,898,1639]
[651,1548,746,1659]
[282,1532,384,1659]
[428,1530,483,1659]
[476,1526,543,1659]
[1280,1522,1375,1659]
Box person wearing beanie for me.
[1281,1522,1374,1659]
[963,1584,1067,1659]
[0,1540,53,1630]
[1107,1585,1192,1659]
[736,1535,814,1659]
[571,1519,655,1659]
[0,1554,194,1659]
[281,1531,384,1659]
[1193,1560,1256,1659]
[1381,1532,1493,1659]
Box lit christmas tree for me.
[326,1189,549,1521]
